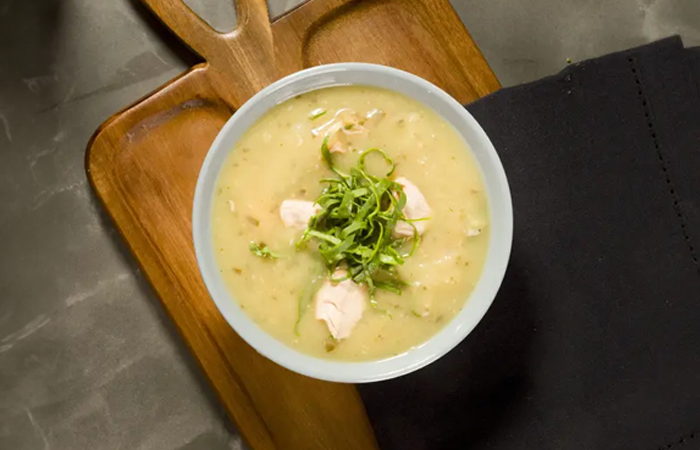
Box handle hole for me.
[182,0,237,33]
[268,0,308,20]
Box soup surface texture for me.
[212,86,489,361]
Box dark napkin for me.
[358,37,700,450]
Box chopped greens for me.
[298,141,419,303]
[309,108,327,120]
[294,269,324,336]
[249,242,282,259]
[325,336,338,353]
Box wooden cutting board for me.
[85,0,500,449]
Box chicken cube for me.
[279,200,320,229]
[315,272,367,340]
[393,177,431,238]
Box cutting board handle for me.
[139,0,221,58]
[140,0,276,104]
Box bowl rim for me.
[193,62,513,383]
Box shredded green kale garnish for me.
[249,242,282,259]
[294,269,324,336]
[298,141,419,304]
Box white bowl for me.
[193,63,513,383]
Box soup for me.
[211,86,489,361]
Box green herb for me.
[320,135,334,169]
[298,143,420,304]
[294,269,324,336]
[309,108,327,120]
[325,336,338,352]
[411,309,431,318]
[249,242,281,259]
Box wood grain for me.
[86,1,500,449]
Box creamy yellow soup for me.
[212,86,489,361]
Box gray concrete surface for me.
[0,1,698,449]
